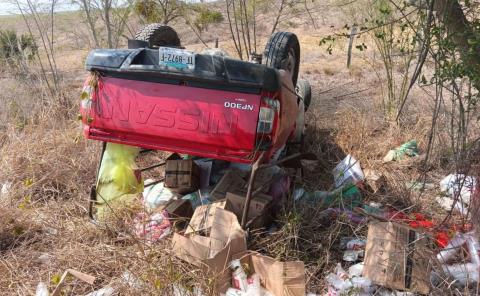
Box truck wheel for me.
[296,79,312,111]
[134,24,181,48]
[263,32,300,85]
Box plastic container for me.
[348,262,364,277]
[225,288,245,296]
[230,260,248,292]
[246,274,262,296]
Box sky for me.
[0,1,78,15]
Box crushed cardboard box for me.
[165,154,200,194]
[210,169,246,200]
[225,191,273,229]
[164,199,193,219]
[234,252,306,296]
[364,221,432,294]
[245,166,281,193]
[172,208,247,292]
[184,200,227,235]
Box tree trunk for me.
[434,0,480,88]
[104,0,113,48]
[81,0,100,47]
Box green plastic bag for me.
[95,143,143,220]
[383,140,419,163]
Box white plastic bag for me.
[333,155,364,188]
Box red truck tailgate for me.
[84,77,261,162]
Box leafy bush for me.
[194,8,224,33]
[0,30,37,66]
[134,0,184,24]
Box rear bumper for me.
[84,126,257,163]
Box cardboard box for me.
[244,166,281,193]
[184,200,226,235]
[172,208,247,292]
[225,191,273,228]
[210,169,246,200]
[164,199,193,219]
[165,154,200,194]
[364,222,432,294]
[234,252,305,296]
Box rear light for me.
[257,107,275,133]
[81,85,93,109]
[80,84,94,123]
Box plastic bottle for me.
[230,260,248,292]
[225,288,245,296]
[348,262,364,277]
[35,282,49,296]
[436,233,467,264]
[466,233,480,266]
[351,277,374,293]
[246,273,262,296]
[442,263,479,285]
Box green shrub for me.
[194,8,224,33]
[0,30,37,66]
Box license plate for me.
[159,47,195,70]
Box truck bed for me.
[82,49,281,163]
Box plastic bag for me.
[96,143,143,220]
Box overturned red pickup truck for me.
[80,25,311,163]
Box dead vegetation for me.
[0,1,479,295]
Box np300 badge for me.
[224,101,254,111]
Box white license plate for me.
[159,47,195,70]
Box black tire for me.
[263,32,300,85]
[296,79,312,111]
[134,24,181,48]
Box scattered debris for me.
[225,191,274,229]
[182,190,210,209]
[229,253,305,296]
[440,174,476,204]
[88,149,478,294]
[37,253,54,265]
[165,154,201,194]
[436,195,468,216]
[296,184,363,209]
[436,232,480,286]
[184,200,227,234]
[193,158,213,190]
[35,282,49,296]
[363,169,386,193]
[51,269,96,296]
[0,182,12,199]
[133,211,171,243]
[405,181,435,191]
[84,286,115,296]
[342,249,364,262]
[363,222,431,294]
[210,169,246,200]
[325,263,374,295]
[143,181,178,209]
[383,140,419,163]
[164,199,194,220]
[333,155,364,188]
[121,270,145,289]
[172,208,247,288]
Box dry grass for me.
[0,5,479,296]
